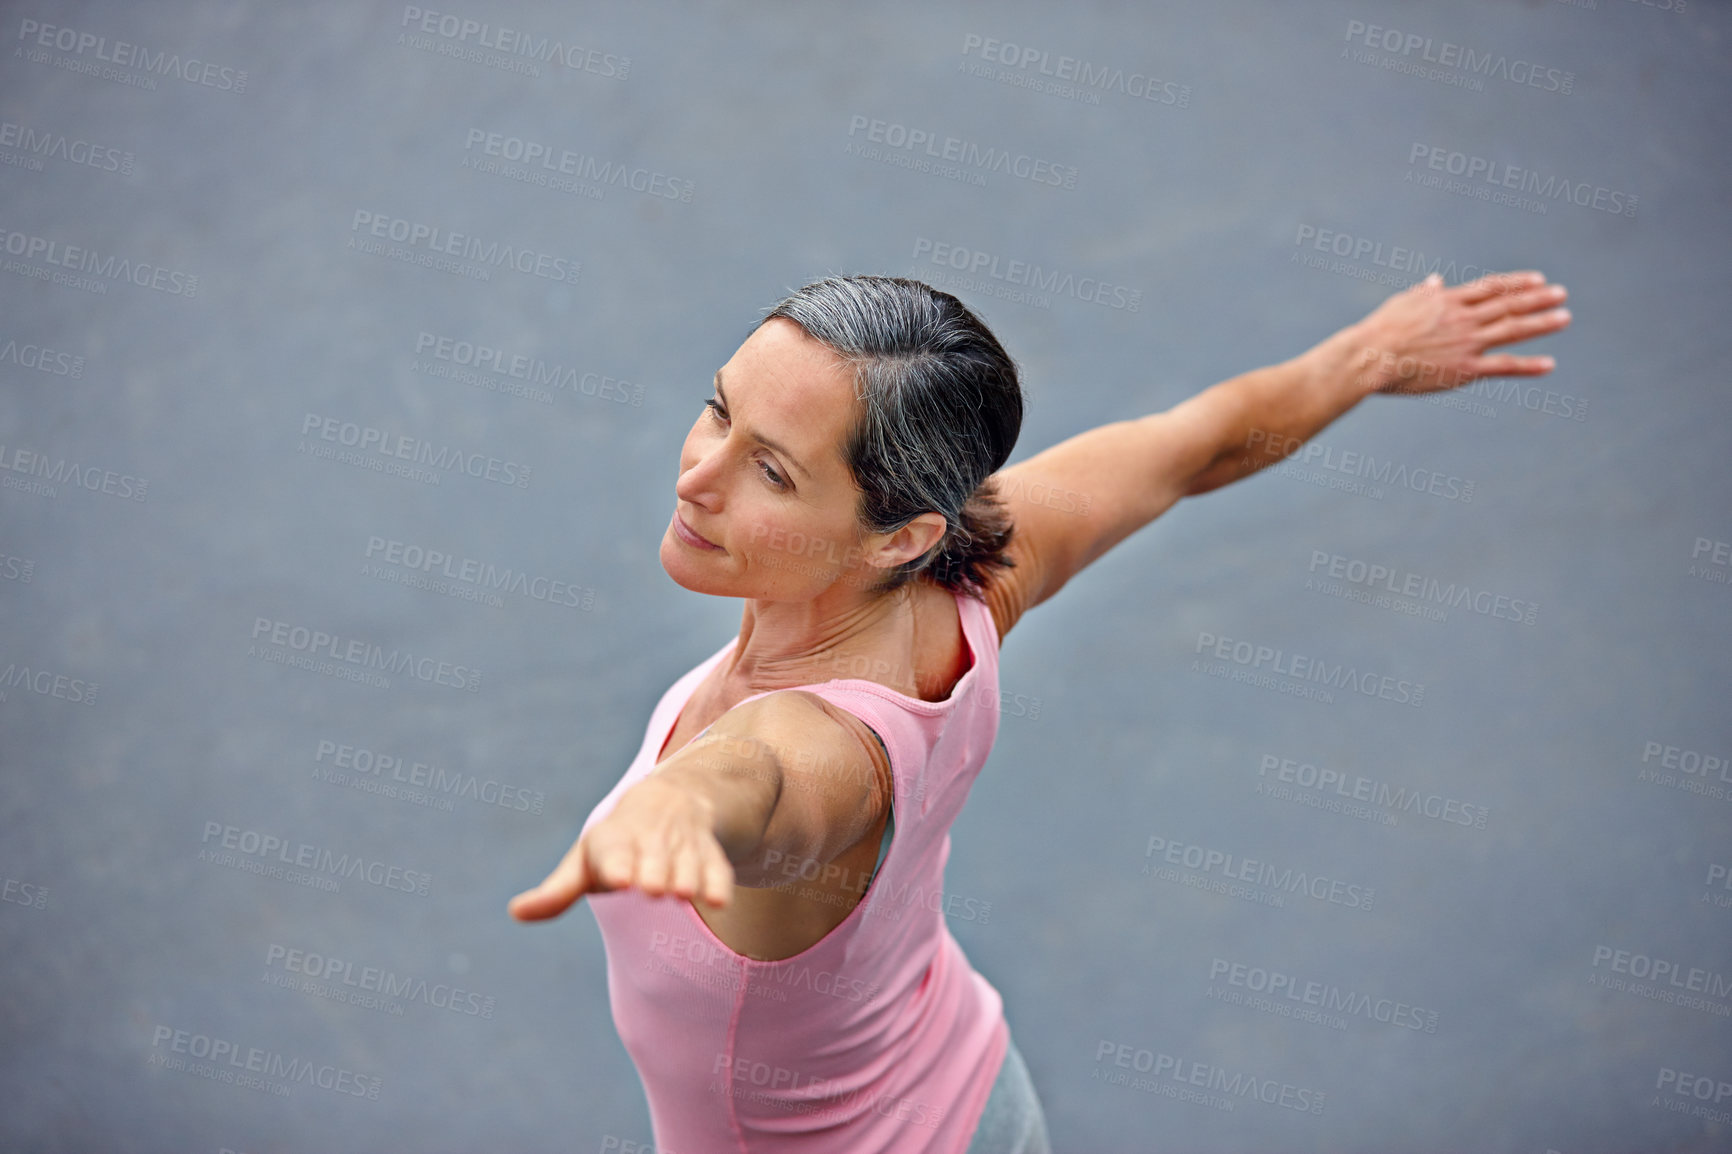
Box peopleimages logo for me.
[313,737,546,815]
[348,210,581,284]
[248,616,482,692]
[1405,142,1637,218]
[0,119,133,176]
[911,238,1141,312]
[1306,550,1538,627]
[462,129,692,202]
[198,820,433,897]
[1342,20,1574,94]
[1654,1066,1731,1120]
[264,943,496,1018]
[0,441,147,502]
[1193,629,1425,707]
[1293,224,1500,285]
[845,116,1078,188]
[709,1054,945,1127]
[412,331,644,406]
[1206,957,1440,1033]
[16,19,249,92]
[1257,752,1490,830]
[1244,429,1474,504]
[959,34,1192,108]
[398,7,629,78]
[148,1024,380,1100]
[363,535,594,611]
[1590,945,1732,1016]
[1145,833,1375,911]
[0,227,199,296]
[298,412,531,489]
[1092,1040,1325,1114]
[0,657,98,705]
[0,334,85,377]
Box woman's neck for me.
[722,581,923,695]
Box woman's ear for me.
[867,512,949,570]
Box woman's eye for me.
[704,397,787,489]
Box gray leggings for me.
[964,1036,1052,1153]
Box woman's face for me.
[660,318,937,601]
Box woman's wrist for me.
[650,738,783,865]
[1306,320,1396,401]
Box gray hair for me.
[761,275,1024,597]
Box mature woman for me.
[508,272,1569,1152]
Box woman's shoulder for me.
[903,579,994,703]
[943,563,1024,649]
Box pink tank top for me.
[582,585,1009,1152]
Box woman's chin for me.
[660,534,731,594]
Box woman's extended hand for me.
[507,774,736,921]
[1349,270,1571,395]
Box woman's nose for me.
[676,442,722,505]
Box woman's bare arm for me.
[508,691,890,919]
[982,271,1570,636]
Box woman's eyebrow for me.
[715,368,813,480]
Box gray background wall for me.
[2,1,1728,1151]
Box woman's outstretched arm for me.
[1177,270,1568,495]
[982,270,1570,632]
[507,691,890,920]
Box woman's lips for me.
[673,510,723,550]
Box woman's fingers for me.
[1456,269,1547,305]
[511,776,736,920]
[1465,351,1558,379]
[1482,306,1572,348]
[700,849,735,909]
[507,836,593,921]
[592,838,639,891]
[1467,282,1568,326]
[645,834,732,903]
[667,842,702,900]
[634,840,671,895]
